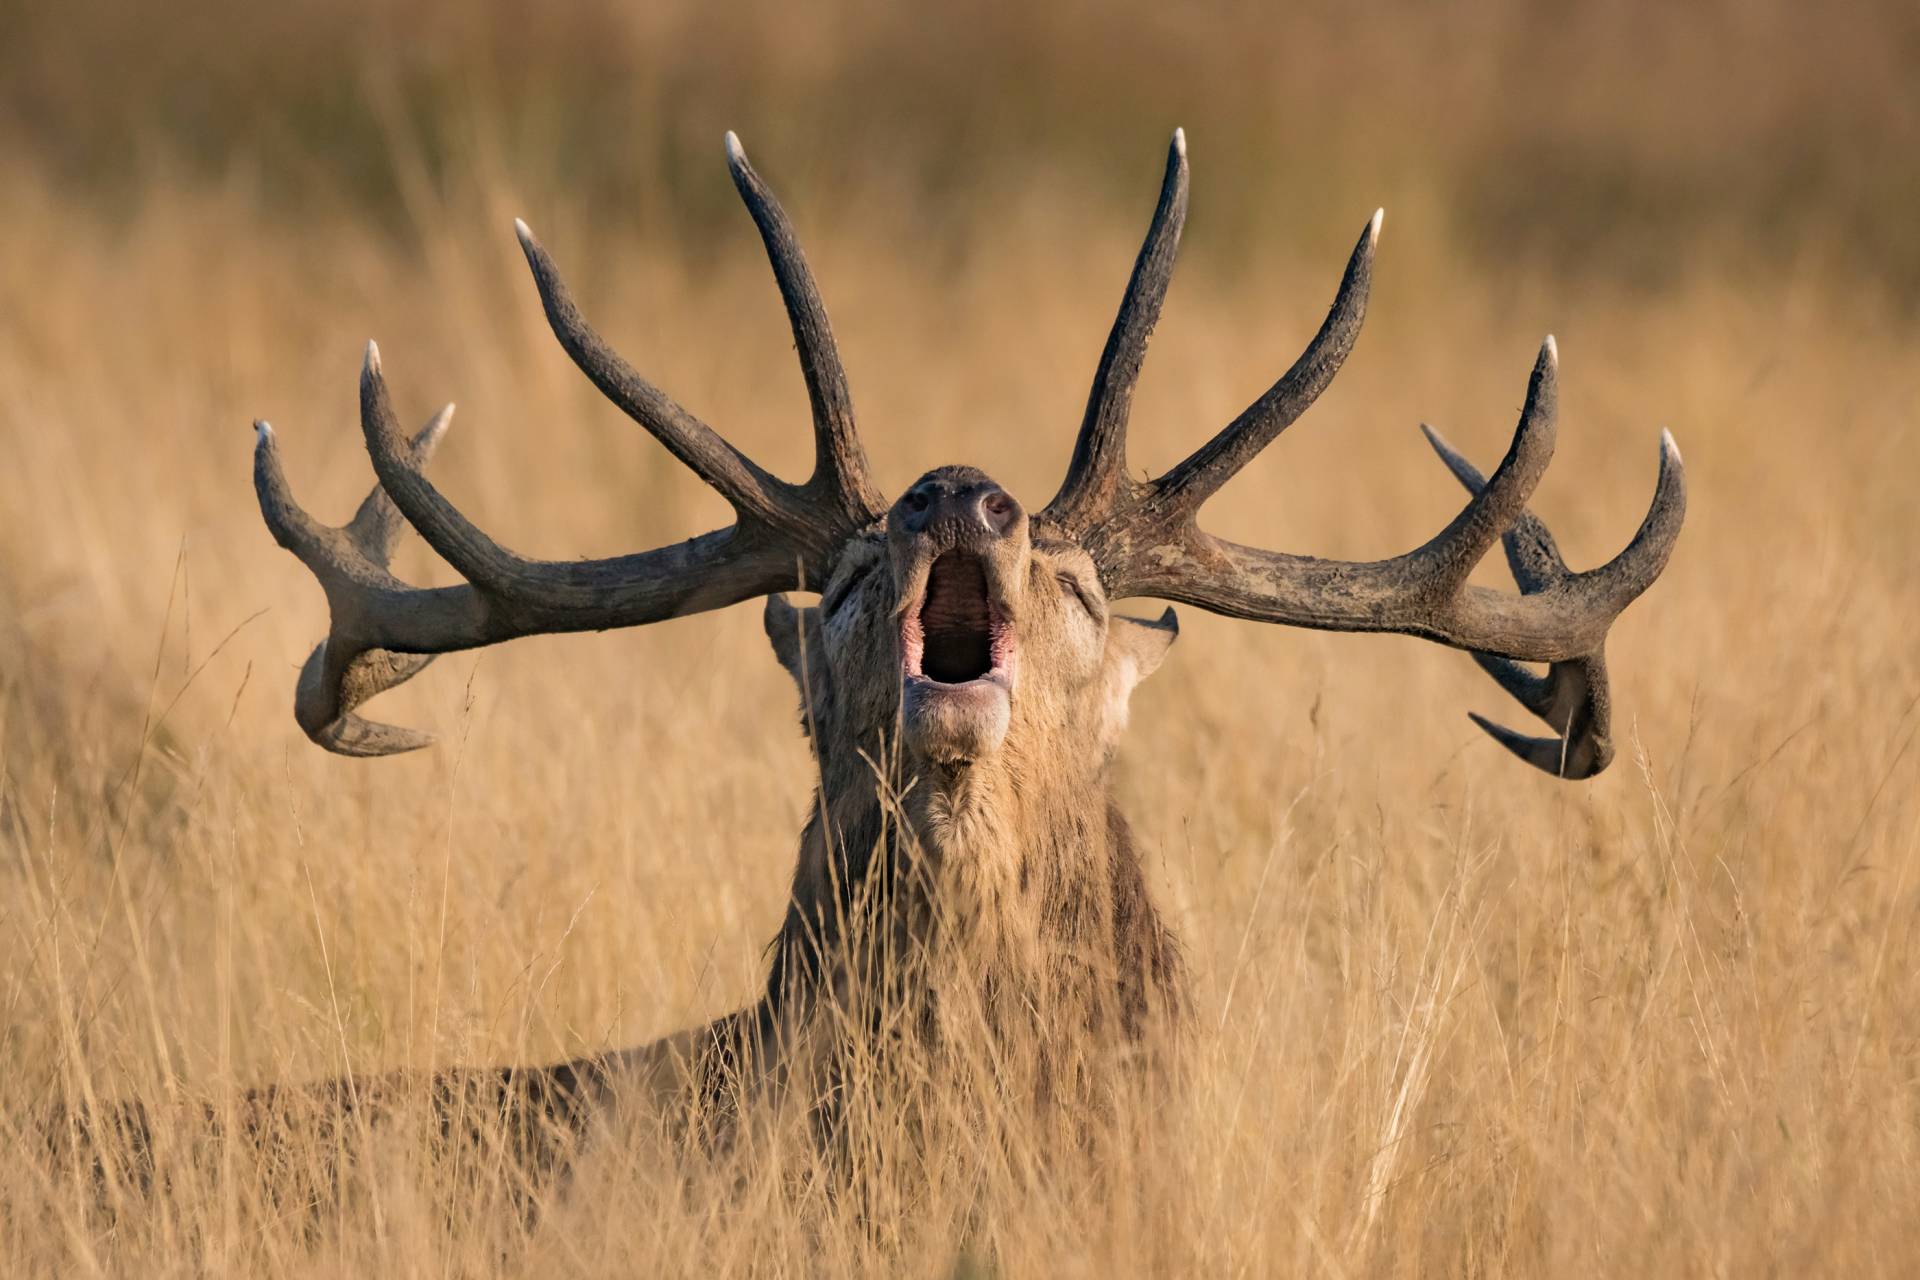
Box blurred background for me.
[3,1,1919,1273]
[7,0,1918,289]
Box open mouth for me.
[901,551,1015,687]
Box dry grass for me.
[4,6,1920,1272]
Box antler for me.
[1045,129,1191,530]
[254,133,882,756]
[1046,130,1687,778]
[1415,422,1633,777]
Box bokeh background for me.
[3,1,1919,1274]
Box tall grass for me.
[3,3,1920,1273]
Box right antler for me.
[254,133,881,756]
[1044,129,1686,778]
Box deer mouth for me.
[898,550,1017,762]
[900,551,1015,688]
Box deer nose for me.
[902,481,1024,540]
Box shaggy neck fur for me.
[762,709,1181,1061]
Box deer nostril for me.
[980,489,1020,534]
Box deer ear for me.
[1104,607,1179,713]
[1100,608,1178,735]
[763,594,826,693]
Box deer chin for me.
[901,672,1012,763]
[898,550,1018,764]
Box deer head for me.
[253,130,1685,788]
[761,462,1178,789]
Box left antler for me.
[253,133,883,756]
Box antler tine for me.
[1043,128,1190,533]
[1416,414,1669,779]
[1150,206,1381,517]
[254,414,456,756]
[345,402,453,567]
[511,218,794,533]
[1582,429,1687,610]
[357,341,547,603]
[1469,667,1613,778]
[294,642,440,757]
[1399,337,1558,592]
[254,421,338,571]
[724,131,885,526]
[256,408,451,587]
[1420,419,1569,595]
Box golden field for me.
[2,1,1918,1274]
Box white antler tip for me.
[1542,333,1559,365]
[364,339,381,375]
[1660,427,1681,463]
[254,420,274,443]
[724,130,745,165]
[1171,127,1187,158]
[1368,207,1384,244]
[512,217,533,247]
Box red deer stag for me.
[237,129,1684,1174]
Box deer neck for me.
[903,738,1108,937]
[768,727,1117,1016]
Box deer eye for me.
[1056,571,1100,617]
[822,562,873,615]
